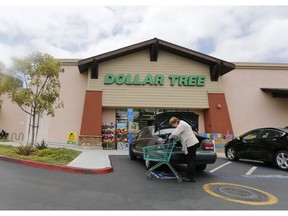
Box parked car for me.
[129,112,217,171]
[225,127,288,170]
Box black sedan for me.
[225,127,288,170]
[129,112,217,171]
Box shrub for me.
[35,139,48,150]
[15,144,35,156]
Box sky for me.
[1,1,288,70]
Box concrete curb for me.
[0,155,113,174]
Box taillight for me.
[203,141,214,150]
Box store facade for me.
[77,38,235,149]
[1,38,287,149]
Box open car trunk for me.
[154,111,199,133]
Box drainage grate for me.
[203,183,278,205]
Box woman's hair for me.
[169,117,180,125]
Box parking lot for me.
[112,155,288,210]
[1,155,288,210]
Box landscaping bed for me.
[0,144,81,165]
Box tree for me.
[0,62,7,107]
[0,52,64,146]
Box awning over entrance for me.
[261,88,288,98]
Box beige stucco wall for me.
[0,94,27,141]
[0,60,88,144]
[89,50,223,109]
[41,60,88,143]
[220,63,288,136]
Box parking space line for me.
[209,161,231,173]
[243,174,288,179]
[245,166,257,175]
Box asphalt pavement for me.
[0,141,225,174]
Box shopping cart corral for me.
[143,138,183,183]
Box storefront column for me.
[204,93,233,136]
[79,90,102,148]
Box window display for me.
[101,122,115,149]
[116,127,129,150]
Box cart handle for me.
[163,137,180,147]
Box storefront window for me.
[114,108,189,150]
[116,108,188,130]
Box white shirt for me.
[169,120,199,155]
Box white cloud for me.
[210,7,288,62]
[0,5,288,68]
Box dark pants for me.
[185,144,197,179]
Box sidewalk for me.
[0,141,128,174]
[67,149,128,169]
[0,141,225,174]
[46,142,129,169]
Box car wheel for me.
[196,164,207,171]
[129,145,137,160]
[226,147,239,161]
[145,160,156,170]
[275,150,288,170]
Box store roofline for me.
[59,59,288,74]
[59,59,79,66]
[60,59,288,68]
[77,38,235,81]
[235,62,288,70]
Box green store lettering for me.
[168,75,205,86]
[104,73,205,86]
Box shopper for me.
[169,117,199,182]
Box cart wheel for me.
[177,178,182,183]
[147,173,152,180]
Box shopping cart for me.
[143,137,183,183]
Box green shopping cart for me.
[143,138,183,183]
